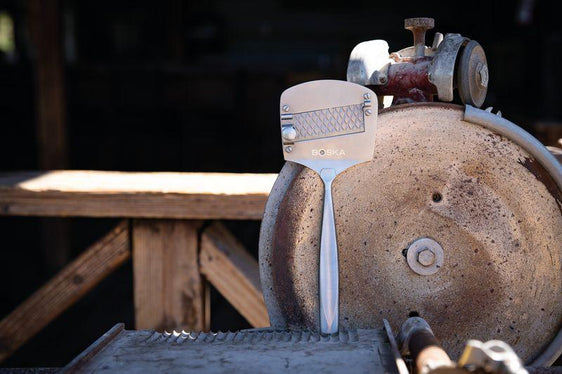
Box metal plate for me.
[259,103,562,363]
[428,34,468,102]
[280,80,377,175]
[64,326,398,373]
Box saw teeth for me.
[143,329,364,344]
[484,106,502,117]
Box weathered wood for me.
[0,221,130,363]
[28,0,68,170]
[133,220,208,331]
[0,171,277,220]
[28,0,71,271]
[200,222,269,328]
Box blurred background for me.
[0,0,561,367]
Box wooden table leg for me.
[200,222,269,328]
[132,220,208,332]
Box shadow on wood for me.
[0,221,130,363]
[200,222,269,328]
[132,220,208,332]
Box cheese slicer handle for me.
[319,168,338,334]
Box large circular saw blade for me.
[259,103,562,363]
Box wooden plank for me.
[28,0,71,271]
[0,171,277,220]
[200,222,269,328]
[133,220,208,331]
[0,221,130,363]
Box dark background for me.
[1,0,561,368]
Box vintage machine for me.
[60,18,561,373]
[261,16,561,369]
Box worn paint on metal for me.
[519,157,562,215]
[373,57,436,103]
[260,103,562,362]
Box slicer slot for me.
[288,103,365,142]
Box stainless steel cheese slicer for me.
[279,80,377,334]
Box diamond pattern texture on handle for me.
[291,104,365,141]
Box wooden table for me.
[0,171,278,363]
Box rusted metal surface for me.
[457,41,488,107]
[259,103,562,363]
[519,157,562,215]
[347,18,489,108]
[372,57,436,103]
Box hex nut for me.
[406,237,444,276]
[417,249,436,266]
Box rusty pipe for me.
[370,57,437,103]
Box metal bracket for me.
[428,33,468,102]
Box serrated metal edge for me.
[143,330,362,345]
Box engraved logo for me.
[312,149,346,156]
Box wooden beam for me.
[133,220,208,331]
[200,222,269,328]
[27,0,70,270]
[28,0,68,170]
[0,221,130,363]
[0,171,277,220]
[28,0,71,272]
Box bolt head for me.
[477,63,489,88]
[364,93,371,99]
[282,104,290,112]
[365,109,372,116]
[417,249,435,267]
[282,126,297,141]
[285,146,293,153]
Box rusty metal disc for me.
[259,103,562,363]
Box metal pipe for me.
[398,317,452,374]
[404,18,434,58]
